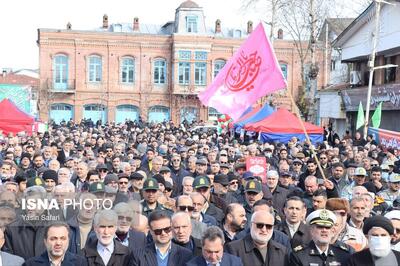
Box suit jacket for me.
[83,239,131,266]
[126,230,147,251]
[347,248,400,266]
[22,251,87,266]
[225,235,288,266]
[1,251,24,266]
[276,221,311,248]
[186,253,243,266]
[130,242,192,266]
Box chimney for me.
[215,19,221,33]
[247,21,253,34]
[133,17,139,31]
[67,22,72,30]
[277,28,283,39]
[103,14,108,29]
[2,70,6,77]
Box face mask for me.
[265,152,272,158]
[369,236,392,257]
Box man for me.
[243,180,264,221]
[175,195,207,239]
[347,215,400,265]
[141,178,169,217]
[348,197,367,230]
[186,226,243,266]
[276,196,311,248]
[342,167,368,200]
[113,202,147,251]
[379,173,400,207]
[129,172,144,199]
[23,222,87,266]
[328,162,349,196]
[225,210,288,266]
[190,192,217,227]
[130,210,192,266]
[266,170,289,217]
[311,189,327,212]
[182,176,194,195]
[171,212,202,256]
[0,228,24,265]
[222,203,247,244]
[384,210,400,251]
[42,169,58,193]
[289,209,352,266]
[83,209,131,265]
[211,174,238,212]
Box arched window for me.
[50,103,73,124]
[83,104,107,123]
[214,59,226,78]
[88,56,102,82]
[180,107,199,123]
[153,59,166,85]
[121,57,135,84]
[116,105,139,123]
[53,55,68,89]
[280,63,288,80]
[148,106,170,123]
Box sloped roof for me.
[0,73,39,87]
[326,18,354,35]
[178,0,200,9]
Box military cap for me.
[245,180,262,193]
[306,209,336,228]
[354,167,367,176]
[26,177,45,188]
[220,163,230,169]
[389,173,400,183]
[196,158,208,165]
[143,178,159,191]
[214,174,229,186]
[160,166,171,173]
[89,182,105,193]
[193,175,210,189]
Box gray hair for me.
[93,209,118,227]
[24,186,47,198]
[182,176,194,185]
[171,211,191,224]
[267,170,279,178]
[201,226,225,246]
[113,202,133,219]
[54,182,75,193]
[251,210,275,224]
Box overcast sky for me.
[0,0,365,70]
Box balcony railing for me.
[47,79,75,93]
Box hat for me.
[389,174,400,183]
[354,167,367,176]
[280,171,292,177]
[306,209,336,227]
[130,172,144,180]
[196,158,208,165]
[160,166,171,173]
[363,215,394,235]
[326,198,350,213]
[214,174,229,186]
[42,170,58,183]
[227,172,239,182]
[96,163,108,171]
[179,147,188,153]
[89,182,105,193]
[143,178,159,191]
[245,180,262,193]
[20,152,31,161]
[193,176,211,189]
[234,162,246,170]
[26,177,45,188]
[296,152,305,159]
[293,158,303,165]
[105,186,118,194]
[152,174,166,187]
[164,181,173,190]
[242,171,254,180]
[381,164,390,171]
[220,163,230,169]
[385,210,400,220]
[118,173,129,180]
[387,161,395,167]
[65,156,75,162]
[104,173,118,185]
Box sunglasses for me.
[118,216,133,222]
[164,188,172,192]
[99,169,108,172]
[179,205,195,211]
[152,226,172,235]
[253,223,273,230]
[230,181,238,185]
[119,181,128,185]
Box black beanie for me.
[42,170,58,183]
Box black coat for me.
[276,221,311,249]
[225,235,289,266]
[271,186,289,217]
[347,248,400,266]
[125,229,147,252]
[83,239,131,266]
[22,251,87,266]
[205,202,224,226]
[289,240,352,266]
[129,242,192,266]
[186,253,243,266]
[172,236,202,256]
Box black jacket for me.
[276,221,311,248]
[347,248,400,266]
[22,251,87,266]
[225,234,289,266]
[186,253,243,266]
[172,236,202,256]
[271,186,289,217]
[83,239,131,266]
[129,242,192,266]
[205,202,224,226]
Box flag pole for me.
[285,88,327,180]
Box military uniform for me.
[289,241,352,266]
[140,177,172,217]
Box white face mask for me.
[265,152,272,158]
[369,236,392,257]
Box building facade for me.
[38,0,327,125]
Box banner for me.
[368,127,400,149]
[246,157,267,183]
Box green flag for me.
[371,102,382,128]
[356,102,365,130]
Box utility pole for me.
[308,0,319,123]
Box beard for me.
[250,229,272,245]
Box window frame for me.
[120,57,135,84]
[194,62,207,86]
[178,62,191,85]
[88,55,102,83]
[153,59,167,85]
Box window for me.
[51,104,72,111]
[280,63,288,80]
[384,56,396,84]
[195,51,207,61]
[178,62,190,85]
[154,59,166,84]
[54,55,68,89]
[179,51,191,60]
[214,60,226,78]
[186,16,198,33]
[233,30,242,38]
[121,57,135,83]
[88,56,102,82]
[195,62,207,86]
[331,61,336,71]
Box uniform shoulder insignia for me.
[293,245,303,252]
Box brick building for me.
[37,0,327,124]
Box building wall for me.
[38,27,328,124]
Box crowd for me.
[0,119,399,266]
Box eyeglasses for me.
[99,169,108,172]
[152,226,172,235]
[230,181,238,185]
[118,216,133,222]
[119,181,128,185]
[164,188,172,192]
[253,223,273,230]
[179,205,195,211]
